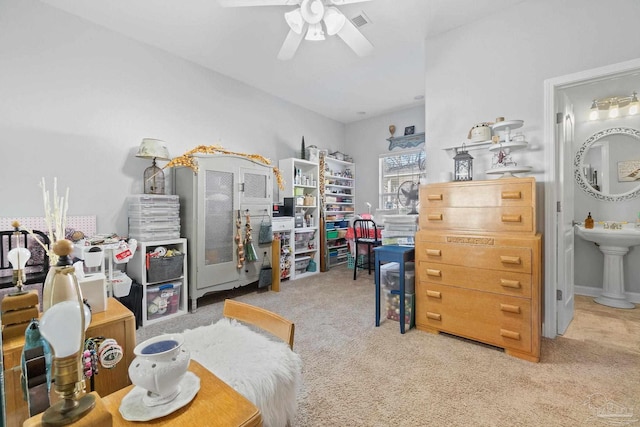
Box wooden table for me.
[374,245,415,334]
[3,298,136,427]
[102,360,262,427]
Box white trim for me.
[543,57,640,339]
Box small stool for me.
[374,245,415,334]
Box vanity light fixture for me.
[589,91,639,120]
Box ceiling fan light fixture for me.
[284,8,304,34]
[324,7,346,35]
[305,22,325,41]
[300,0,324,24]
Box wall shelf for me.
[387,132,425,150]
[443,141,493,157]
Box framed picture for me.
[617,159,640,182]
[404,126,415,136]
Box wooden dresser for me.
[415,177,542,362]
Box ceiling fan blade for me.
[328,0,372,5]
[218,0,299,7]
[277,28,305,60]
[336,18,373,56]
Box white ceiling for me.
[40,0,526,123]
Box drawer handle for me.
[426,269,442,277]
[501,214,522,223]
[427,213,443,221]
[500,256,522,265]
[426,312,441,321]
[500,329,521,340]
[501,191,522,200]
[426,290,441,298]
[500,304,521,314]
[500,279,522,289]
[426,249,442,257]
[427,194,443,201]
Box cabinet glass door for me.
[240,167,272,205]
[197,169,239,288]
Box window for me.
[379,148,426,210]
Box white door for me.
[556,95,575,334]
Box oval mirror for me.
[574,127,640,202]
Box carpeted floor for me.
[137,266,640,427]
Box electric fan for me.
[397,181,419,215]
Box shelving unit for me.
[272,217,294,281]
[278,158,320,280]
[321,155,355,268]
[486,120,532,176]
[126,238,188,326]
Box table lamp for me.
[39,239,94,426]
[136,138,171,195]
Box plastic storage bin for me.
[326,230,338,239]
[146,282,182,320]
[382,290,415,330]
[381,262,415,293]
[147,254,185,283]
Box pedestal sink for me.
[574,224,640,309]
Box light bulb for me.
[8,247,31,270]
[629,92,639,115]
[589,100,599,121]
[8,247,31,283]
[609,100,619,118]
[39,300,91,358]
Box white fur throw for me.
[181,318,303,427]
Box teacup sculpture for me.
[128,334,190,407]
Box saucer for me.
[119,371,200,421]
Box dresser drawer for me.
[420,179,534,208]
[416,282,532,352]
[419,206,534,233]
[418,262,532,298]
[415,239,532,274]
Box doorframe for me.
[543,57,640,339]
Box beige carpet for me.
[137,267,640,427]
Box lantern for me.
[453,144,473,181]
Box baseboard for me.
[575,285,640,304]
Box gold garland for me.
[163,144,284,190]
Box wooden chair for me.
[183,299,302,427]
[352,219,381,280]
[223,299,295,349]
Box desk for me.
[102,360,262,427]
[2,298,135,427]
[374,245,415,334]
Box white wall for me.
[345,106,425,214]
[0,0,345,235]
[424,0,640,303]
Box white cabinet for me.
[175,155,273,311]
[278,158,320,279]
[322,156,355,268]
[127,238,188,326]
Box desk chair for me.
[183,299,302,427]
[0,230,50,290]
[352,219,381,280]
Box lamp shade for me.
[136,138,171,161]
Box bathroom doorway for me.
[544,58,640,339]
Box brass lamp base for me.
[41,394,96,426]
[25,392,113,427]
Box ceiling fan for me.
[218,0,374,60]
